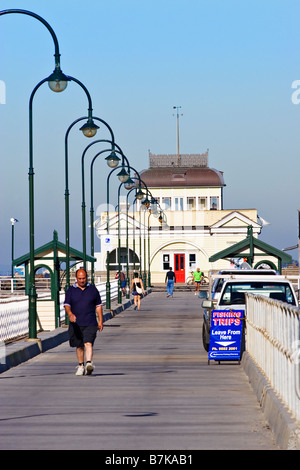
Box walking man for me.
[165,267,176,297]
[64,268,103,376]
[193,267,203,295]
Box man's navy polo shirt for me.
[64,283,102,326]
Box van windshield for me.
[219,281,296,306]
[212,270,278,294]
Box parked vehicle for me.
[202,275,297,352]
[210,269,278,302]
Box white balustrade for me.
[246,293,300,423]
[0,280,118,343]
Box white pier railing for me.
[0,280,118,343]
[0,296,29,342]
[245,293,300,423]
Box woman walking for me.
[131,272,145,310]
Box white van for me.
[210,269,278,302]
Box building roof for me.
[140,151,225,188]
[13,230,95,266]
[140,166,225,188]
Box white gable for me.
[210,211,261,235]
[95,212,146,235]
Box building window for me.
[187,197,196,210]
[210,196,219,210]
[175,197,183,211]
[189,253,196,269]
[198,197,207,210]
[163,254,170,270]
[162,197,171,210]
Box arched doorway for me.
[254,260,277,270]
[34,265,53,294]
[150,240,209,283]
[106,248,140,271]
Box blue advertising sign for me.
[208,309,244,362]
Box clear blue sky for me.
[1,0,299,274]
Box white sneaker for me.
[85,362,94,375]
[75,364,85,376]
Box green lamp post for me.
[0,9,70,339]
[64,119,116,303]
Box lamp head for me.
[47,67,69,92]
[142,197,151,208]
[79,118,99,138]
[117,167,130,183]
[136,189,144,200]
[124,176,135,190]
[105,150,120,168]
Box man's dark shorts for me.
[68,323,98,348]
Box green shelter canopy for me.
[209,226,292,273]
[13,230,95,268]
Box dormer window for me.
[175,197,184,211]
[171,172,186,182]
[210,196,219,210]
[198,197,207,210]
[162,197,171,210]
[187,197,196,210]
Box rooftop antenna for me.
[173,106,183,156]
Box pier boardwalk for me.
[0,291,279,451]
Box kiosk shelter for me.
[209,226,292,274]
[13,231,95,331]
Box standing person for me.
[120,270,127,296]
[64,268,103,376]
[131,272,145,310]
[165,267,176,297]
[115,270,127,296]
[193,267,203,295]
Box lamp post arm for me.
[105,163,126,309]
[90,148,114,281]
[64,116,88,291]
[63,79,116,143]
[90,149,113,215]
[27,76,48,338]
[64,119,116,289]
[65,116,88,198]
[82,139,128,168]
[117,182,123,303]
[0,9,61,66]
[29,77,48,166]
[82,141,123,210]
[67,76,93,114]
